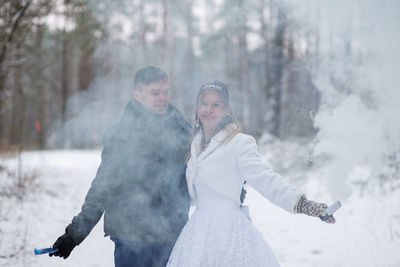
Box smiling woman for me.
[167,81,336,267]
[197,91,226,143]
[193,81,241,150]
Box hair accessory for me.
[201,84,223,91]
[199,84,229,97]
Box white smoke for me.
[283,0,400,199]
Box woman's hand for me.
[296,195,336,224]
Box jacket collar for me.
[124,99,174,120]
[191,124,236,164]
[121,99,191,130]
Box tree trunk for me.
[35,25,46,149]
[270,8,286,137]
[0,0,32,94]
[8,44,23,146]
[237,12,249,130]
[162,0,173,83]
[78,55,92,91]
[138,0,147,66]
[60,30,69,146]
[182,0,195,118]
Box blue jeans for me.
[111,238,174,267]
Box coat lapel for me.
[193,129,228,165]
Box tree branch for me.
[1,57,27,68]
[0,0,33,68]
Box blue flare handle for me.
[34,247,59,255]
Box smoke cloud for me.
[283,0,400,199]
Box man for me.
[50,66,192,266]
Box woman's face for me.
[197,91,227,132]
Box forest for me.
[0,0,356,150]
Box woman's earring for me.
[195,119,199,128]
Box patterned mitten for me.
[296,195,336,224]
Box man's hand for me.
[297,196,336,224]
[49,232,77,259]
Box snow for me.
[1,149,399,267]
[0,151,113,267]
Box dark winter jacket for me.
[66,99,192,245]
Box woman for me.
[167,81,335,266]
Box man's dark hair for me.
[134,66,168,91]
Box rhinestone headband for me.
[200,84,222,91]
[199,84,229,98]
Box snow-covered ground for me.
[0,151,114,267]
[0,148,399,267]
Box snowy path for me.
[0,150,399,266]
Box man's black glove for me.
[49,232,77,259]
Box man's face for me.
[134,80,170,115]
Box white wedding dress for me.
[167,176,281,267]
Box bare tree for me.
[0,0,32,92]
[0,1,32,144]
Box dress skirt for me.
[167,178,280,267]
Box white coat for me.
[186,128,302,214]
